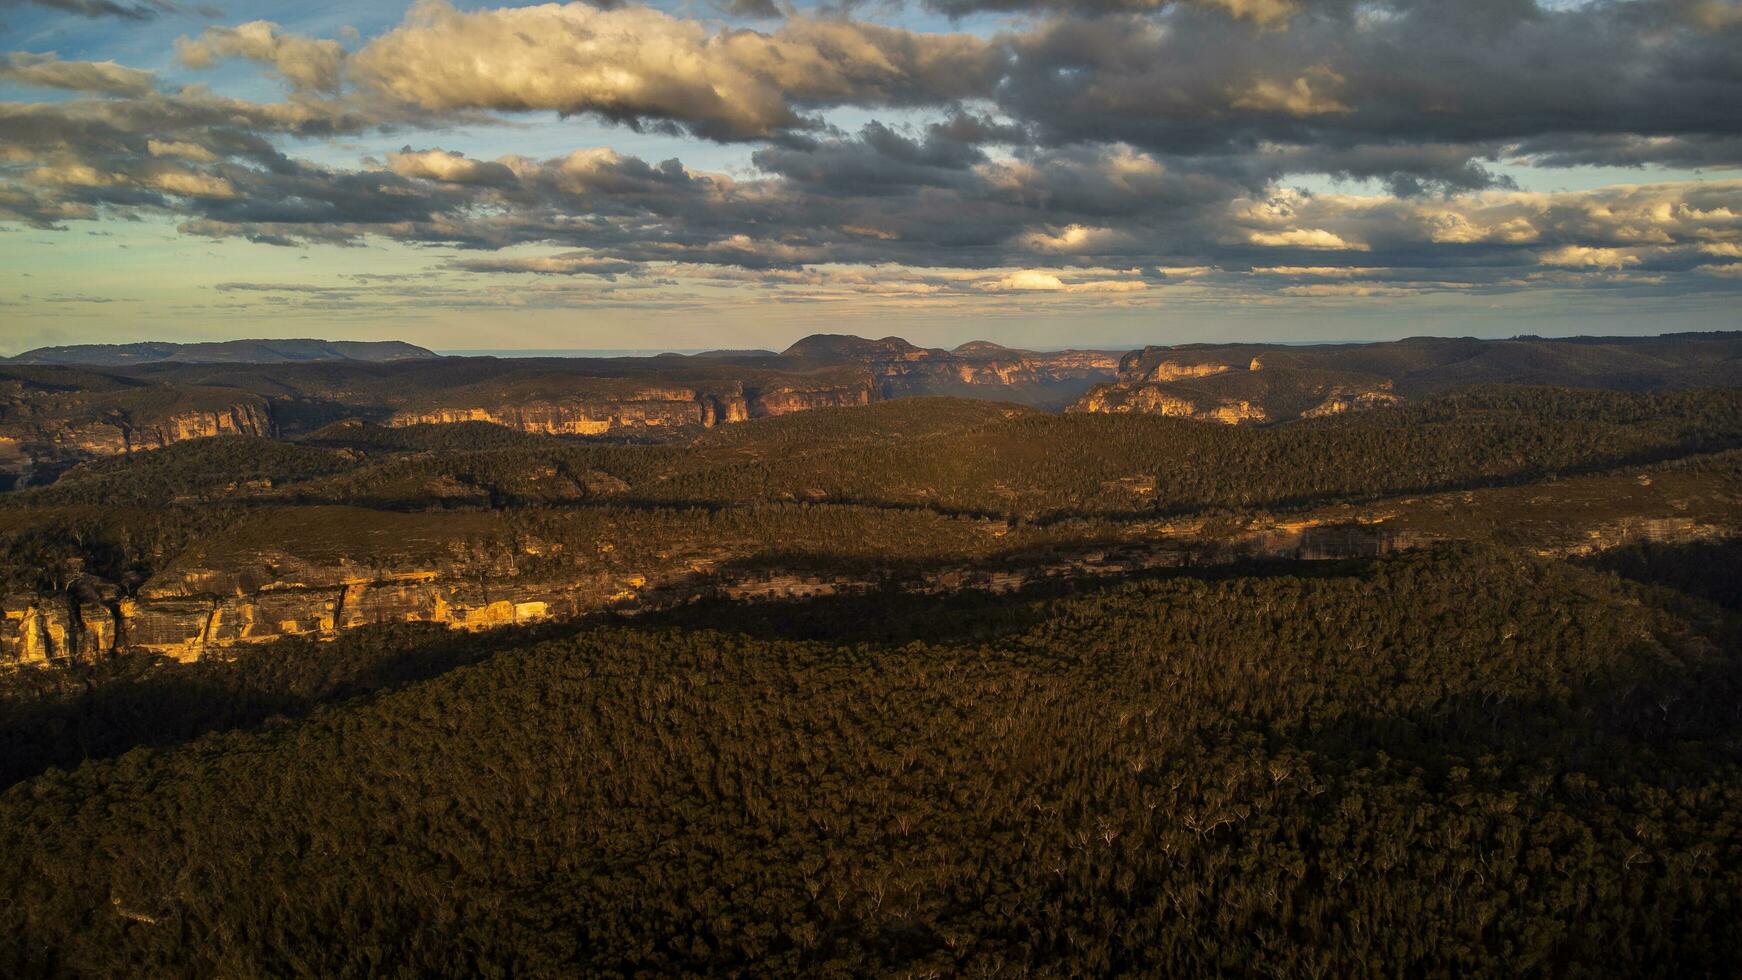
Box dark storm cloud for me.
[992,0,1742,174]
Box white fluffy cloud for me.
[342,1,1001,139]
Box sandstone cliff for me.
[385,377,879,435]
[0,374,274,486]
[7,460,1732,667]
[781,336,1122,409]
[1072,348,1401,424]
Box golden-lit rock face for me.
[0,393,275,487]
[389,391,731,434]
[1,592,118,664]
[1143,360,1236,383]
[1073,348,1403,424]
[1301,388,1405,417]
[1072,386,1269,424]
[386,382,879,435]
[747,386,874,417]
[88,572,646,662]
[66,403,273,454]
[870,351,1121,391]
[5,461,1734,667]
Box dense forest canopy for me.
[2,385,1739,596]
[0,340,1738,975]
[1,548,1738,975]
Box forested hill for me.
[4,339,438,366]
[0,546,1737,975]
[0,340,1738,973]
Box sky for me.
[1,0,1740,354]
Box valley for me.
[0,332,1738,976]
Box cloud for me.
[147,139,220,162]
[1676,0,1742,30]
[994,0,1742,179]
[1538,245,1644,270]
[1247,228,1365,250]
[144,169,236,198]
[344,0,1002,140]
[926,0,1298,26]
[449,252,642,276]
[978,269,1148,292]
[1253,266,1382,277]
[987,269,1066,290]
[177,21,346,93]
[386,148,517,186]
[0,53,156,97]
[1,0,1740,316]
[1229,67,1348,116]
[1,0,192,21]
[1017,224,1134,254]
[1277,283,1416,297]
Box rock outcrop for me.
[1072,346,1401,424]
[0,378,275,486]
[8,465,1732,667]
[0,586,117,664]
[0,522,1392,664]
[1072,385,1268,423]
[781,335,1122,409]
[386,378,879,435]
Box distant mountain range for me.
[5,339,439,366]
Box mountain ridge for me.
[6,339,440,366]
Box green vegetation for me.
[26,437,351,508]
[651,386,1742,517]
[0,548,1737,975]
[2,386,1738,594]
[2,361,1741,976]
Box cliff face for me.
[747,383,876,417]
[873,352,1121,393]
[120,402,275,450]
[779,336,1122,409]
[0,393,274,486]
[1117,349,1241,383]
[389,388,744,434]
[0,522,1372,664]
[0,587,117,665]
[1072,348,1401,424]
[387,378,881,435]
[1301,388,1404,417]
[8,481,1729,666]
[1072,385,1268,423]
[114,573,646,662]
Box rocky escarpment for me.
[0,381,274,487]
[0,516,1413,665]
[8,469,1732,667]
[782,336,1122,409]
[1071,347,1400,423]
[387,378,878,435]
[1072,385,1269,423]
[389,388,748,434]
